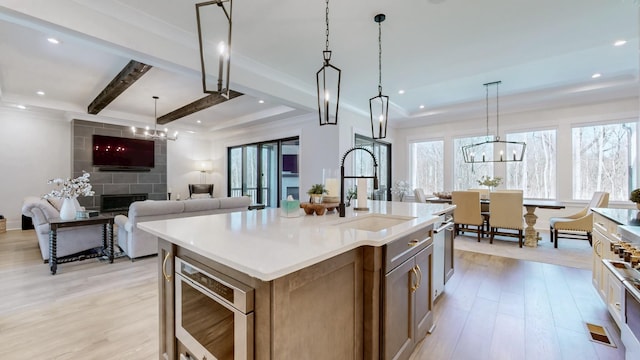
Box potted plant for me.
[307,184,327,204]
[630,188,640,209]
[346,187,357,207]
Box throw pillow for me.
[47,198,64,211]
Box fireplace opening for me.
[101,193,148,213]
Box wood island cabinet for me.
[158,223,436,360]
[158,238,176,360]
[383,244,433,360]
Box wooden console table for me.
[48,215,114,275]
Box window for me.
[572,122,636,201]
[410,140,444,196]
[355,135,391,201]
[453,136,493,190]
[506,129,556,199]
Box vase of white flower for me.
[390,180,412,202]
[59,198,78,220]
[44,172,95,220]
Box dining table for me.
[426,197,565,247]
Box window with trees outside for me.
[453,136,493,190]
[572,121,636,201]
[506,129,556,199]
[410,140,444,196]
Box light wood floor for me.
[0,230,624,359]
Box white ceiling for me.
[0,0,637,135]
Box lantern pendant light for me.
[369,14,389,139]
[461,81,526,163]
[316,0,341,126]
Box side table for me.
[48,215,115,275]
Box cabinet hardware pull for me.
[410,267,419,292]
[408,239,420,247]
[415,265,423,290]
[615,302,621,310]
[162,251,172,282]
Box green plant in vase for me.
[346,187,357,207]
[307,184,327,204]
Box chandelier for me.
[369,14,389,139]
[131,96,178,141]
[316,0,341,126]
[462,81,525,163]
[196,0,233,99]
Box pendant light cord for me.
[484,82,501,140]
[496,82,500,139]
[325,0,330,51]
[378,20,382,94]
[485,84,489,138]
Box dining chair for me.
[549,191,609,248]
[414,188,427,203]
[467,188,490,234]
[488,191,524,247]
[451,191,484,242]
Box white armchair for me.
[414,188,427,203]
[549,191,609,248]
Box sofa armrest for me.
[114,214,132,232]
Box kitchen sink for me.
[333,214,416,232]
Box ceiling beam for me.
[87,60,152,115]
[157,90,243,124]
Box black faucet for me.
[339,147,379,217]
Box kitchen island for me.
[138,200,455,360]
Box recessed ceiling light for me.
[419,105,425,109]
[592,73,602,79]
[614,40,627,47]
[47,37,60,44]
[196,120,202,124]
[258,100,264,104]
[398,90,405,95]
[36,91,45,96]
[16,105,26,110]
[186,130,196,134]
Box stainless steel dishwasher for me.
[432,214,454,301]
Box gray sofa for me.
[114,197,252,260]
[22,196,104,261]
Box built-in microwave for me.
[175,257,254,360]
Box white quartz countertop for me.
[137,200,455,281]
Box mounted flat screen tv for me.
[282,154,298,174]
[92,134,155,170]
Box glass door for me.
[228,137,299,208]
[261,142,278,208]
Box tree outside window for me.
[411,140,444,196]
[506,129,556,199]
[453,136,493,190]
[572,122,636,201]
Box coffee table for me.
[48,215,114,275]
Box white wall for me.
[0,108,71,229]
[167,134,216,199]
